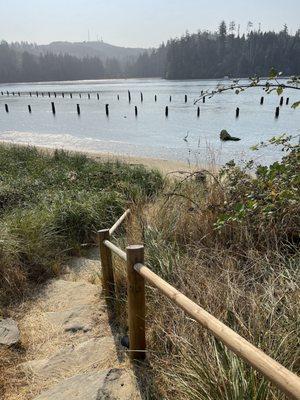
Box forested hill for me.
[133,23,300,79]
[165,25,300,79]
[10,41,145,62]
[0,23,299,83]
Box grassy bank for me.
[114,136,299,399]
[1,139,299,399]
[0,144,163,307]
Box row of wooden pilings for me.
[2,101,289,118]
[1,89,200,103]
[2,102,200,118]
[1,90,290,106]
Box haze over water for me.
[0,78,299,165]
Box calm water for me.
[0,78,299,165]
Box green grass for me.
[0,144,163,305]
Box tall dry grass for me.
[113,141,299,399]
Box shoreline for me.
[0,140,199,175]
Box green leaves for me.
[269,67,278,79]
[276,86,283,95]
[215,135,300,236]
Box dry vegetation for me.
[113,136,300,399]
[1,138,299,399]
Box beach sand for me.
[1,141,198,175]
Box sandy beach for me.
[0,140,196,175]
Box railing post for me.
[126,245,146,361]
[98,229,115,297]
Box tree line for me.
[0,23,299,83]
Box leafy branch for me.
[194,68,300,109]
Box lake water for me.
[0,78,299,166]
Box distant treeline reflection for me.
[0,22,299,83]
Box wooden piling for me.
[98,229,115,296]
[280,96,283,106]
[286,98,289,105]
[117,94,120,100]
[169,96,172,102]
[260,96,264,105]
[128,90,131,103]
[70,93,72,99]
[28,105,32,113]
[18,92,20,96]
[54,92,57,98]
[165,106,169,117]
[88,93,90,99]
[29,92,32,97]
[140,92,143,102]
[135,106,138,116]
[154,95,157,102]
[203,96,206,103]
[275,106,280,118]
[185,94,187,103]
[36,92,38,97]
[42,92,44,97]
[5,104,9,113]
[79,93,81,98]
[105,104,109,117]
[97,93,99,100]
[76,104,80,115]
[51,102,56,115]
[236,107,240,118]
[62,93,65,98]
[197,107,200,117]
[126,245,146,361]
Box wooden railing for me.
[98,209,300,400]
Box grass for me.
[0,144,163,307]
[112,138,299,399]
[1,140,299,400]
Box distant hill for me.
[10,40,147,64]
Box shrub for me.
[0,144,163,306]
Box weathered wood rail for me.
[104,209,300,398]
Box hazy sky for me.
[1,0,299,48]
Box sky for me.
[0,0,299,48]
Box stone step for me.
[41,279,101,311]
[21,337,118,380]
[33,368,141,400]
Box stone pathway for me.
[15,250,141,399]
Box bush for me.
[0,144,163,306]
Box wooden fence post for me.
[98,229,115,296]
[126,245,146,361]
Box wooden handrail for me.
[134,263,300,400]
[109,209,130,236]
[98,211,300,399]
[104,240,127,261]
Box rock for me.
[22,337,117,379]
[121,335,130,349]
[33,368,140,400]
[0,318,20,346]
[41,280,100,311]
[64,323,91,333]
[45,304,95,333]
[65,257,101,281]
[220,129,241,141]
